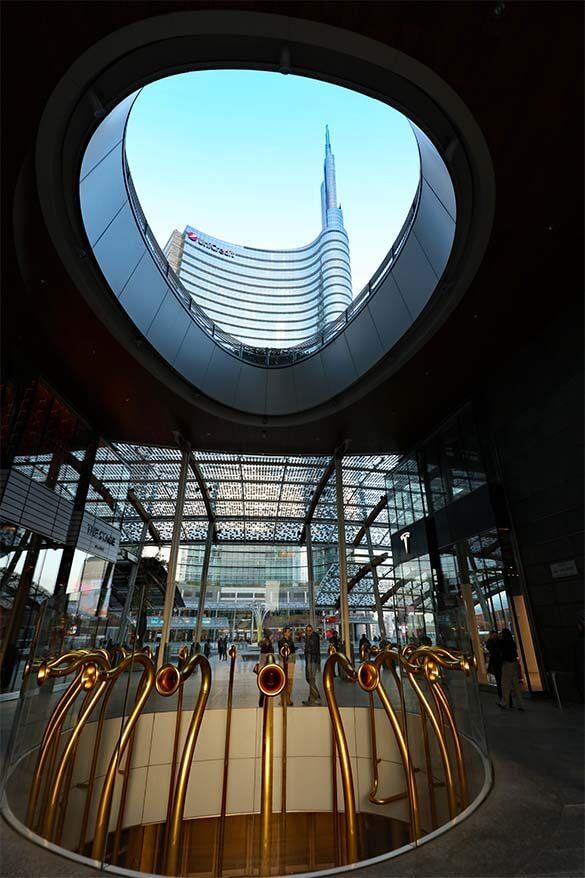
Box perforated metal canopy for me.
[14,444,400,608]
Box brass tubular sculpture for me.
[91,653,156,863]
[163,653,212,877]
[398,655,457,820]
[76,666,125,853]
[279,645,290,874]
[419,709,439,830]
[331,724,339,866]
[26,650,104,831]
[21,642,473,875]
[55,681,101,846]
[256,656,286,877]
[431,681,468,808]
[42,665,109,841]
[215,646,237,878]
[158,662,184,870]
[365,653,421,841]
[112,696,142,865]
[414,649,470,809]
[323,649,359,865]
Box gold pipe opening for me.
[163,653,212,876]
[322,650,359,865]
[91,653,156,863]
[215,646,237,878]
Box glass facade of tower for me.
[165,129,352,348]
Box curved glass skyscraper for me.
[165,128,352,348]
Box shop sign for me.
[550,560,578,579]
[69,511,120,562]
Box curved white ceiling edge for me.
[35,10,495,424]
[80,91,454,416]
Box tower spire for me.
[321,124,341,228]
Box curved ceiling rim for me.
[33,9,495,430]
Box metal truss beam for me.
[353,494,388,547]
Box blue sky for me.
[126,70,420,295]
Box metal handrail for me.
[122,151,422,369]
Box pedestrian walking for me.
[486,630,503,701]
[498,628,524,710]
[257,631,274,707]
[302,625,321,705]
[278,626,296,705]
[359,632,371,658]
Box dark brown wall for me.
[477,296,584,698]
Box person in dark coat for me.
[278,626,296,705]
[359,632,371,658]
[499,628,524,710]
[328,630,341,677]
[203,639,210,659]
[486,630,503,701]
[257,631,274,707]
[302,625,321,705]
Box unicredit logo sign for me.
[186,231,235,259]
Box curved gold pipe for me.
[398,655,457,820]
[260,687,275,876]
[215,646,236,878]
[331,723,339,867]
[154,662,184,872]
[163,654,211,876]
[279,645,289,875]
[112,656,153,864]
[410,647,470,809]
[26,650,99,830]
[91,653,156,863]
[369,650,421,840]
[43,679,107,841]
[430,678,469,808]
[322,650,358,865]
[76,670,122,853]
[26,674,83,829]
[367,690,382,801]
[42,654,111,841]
[55,680,101,846]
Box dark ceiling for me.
[2,1,583,455]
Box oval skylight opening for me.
[124,70,421,349]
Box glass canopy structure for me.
[12,444,399,613]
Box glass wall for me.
[421,405,487,513]
[384,405,542,693]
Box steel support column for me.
[158,443,190,669]
[118,520,148,645]
[194,523,214,646]
[306,523,316,628]
[335,454,351,660]
[456,544,488,683]
[365,527,387,641]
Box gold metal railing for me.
[18,644,473,877]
